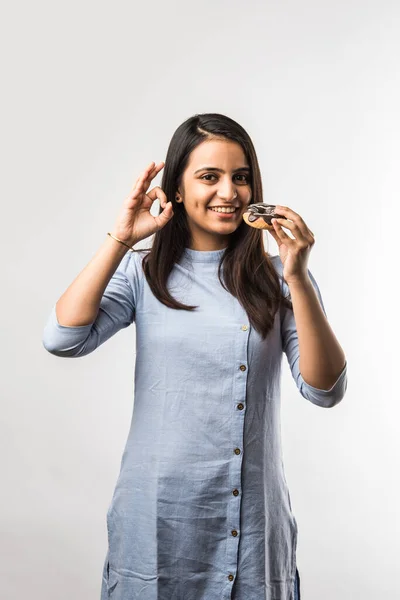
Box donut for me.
[242,203,287,230]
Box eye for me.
[200,173,250,183]
[235,174,250,183]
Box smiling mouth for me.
[207,207,239,214]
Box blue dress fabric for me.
[42,247,347,600]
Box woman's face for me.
[176,139,252,251]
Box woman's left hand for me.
[268,205,315,285]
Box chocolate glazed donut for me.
[242,203,288,231]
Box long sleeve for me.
[272,256,348,408]
[42,250,142,358]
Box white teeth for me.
[209,207,236,213]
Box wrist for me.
[285,275,313,289]
[110,230,137,246]
[107,232,135,254]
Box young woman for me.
[43,113,347,600]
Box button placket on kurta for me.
[224,306,251,594]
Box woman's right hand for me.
[110,161,174,246]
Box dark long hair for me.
[136,113,292,340]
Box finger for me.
[147,186,168,208]
[140,162,158,186]
[153,204,174,230]
[130,168,151,196]
[271,219,295,243]
[147,161,164,179]
[127,170,153,206]
[275,205,313,240]
[267,227,281,245]
[142,161,165,192]
[131,171,149,198]
[276,205,301,219]
[272,218,295,236]
[145,162,164,182]
[275,205,300,219]
[131,161,159,191]
[273,218,314,247]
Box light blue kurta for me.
[42,247,347,600]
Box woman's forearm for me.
[55,234,133,327]
[288,276,346,390]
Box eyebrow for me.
[194,166,250,174]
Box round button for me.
[234,448,241,455]
[241,325,248,331]
[232,489,239,496]
[237,403,244,410]
[239,365,246,371]
[228,574,234,581]
[231,529,238,537]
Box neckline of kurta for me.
[183,247,227,263]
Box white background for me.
[1,0,399,598]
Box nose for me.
[216,178,238,201]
